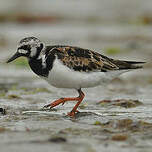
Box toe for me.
[43,104,51,109]
[67,111,76,117]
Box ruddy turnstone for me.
[7,37,145,117]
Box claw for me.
[43,104,52,109]
[75,110,80,113]
[62,101,65,105]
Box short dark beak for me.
[7,52,22,63]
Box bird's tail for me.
[113,60,146,70]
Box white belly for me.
[43,59,128,89]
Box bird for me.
[7,37,145,117]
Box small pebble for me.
[0,108,6,115]
[112,134,128,141]
[48,137,67,143]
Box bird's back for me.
[45,45,145,73]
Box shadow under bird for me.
[7,37,145,117]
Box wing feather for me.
[46,46,118,72]
[46,46,144,72]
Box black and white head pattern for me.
[17,37,45,59]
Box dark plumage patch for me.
[89,62,97,70]
[43,45,145,73]
[93,55,100,61]
[73,48,91,58]
[44,46,115,72]
[28,46,57,77]
[67,48,75,56]
[20,37,39,43]
[29,59,49,77]
[18,45,31,51]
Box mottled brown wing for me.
[50,46,119,72]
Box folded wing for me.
[46,46,145,72]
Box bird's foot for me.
[43,98,65,109]
[43,95,83,109]
[43,89,84,118]
[67,110,80,118]
[67,111,75,117]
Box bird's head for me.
[7,37,45,63]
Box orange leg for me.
[43,89,85,117]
